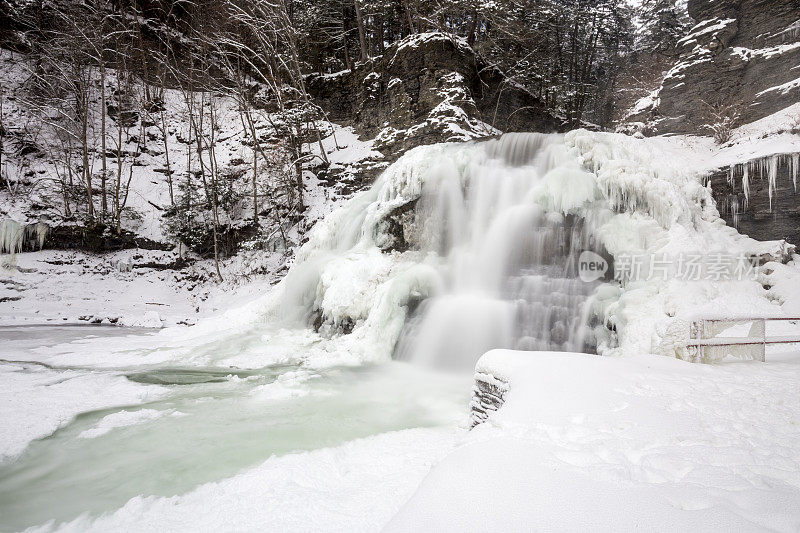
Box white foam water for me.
[390,133,603,369]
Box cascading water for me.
[1,128,782,531]
[390,133,603,369]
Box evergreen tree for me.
[636,0,692,56]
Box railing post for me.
[688,320,700,362]
[760,318,766,362]
[700,319,706,361]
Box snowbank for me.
[387,349,800,531]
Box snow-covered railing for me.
[689,317,800,362]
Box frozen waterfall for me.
[392,134,603,369]
[0,219,49,255]
[156,129,765,368]
[273,132,608,371]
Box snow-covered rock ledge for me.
[469,369,508,428]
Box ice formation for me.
[218,129,773,368]
[174,130,779,367]
[726,153,800,211]
[0,219,49,255]
[0,220,24,255]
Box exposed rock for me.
[628,0,800,135]
[377,198,418,253]
[46,224,173,252]
[706,152,800,246]
[470,371,508,428]
[307,33,562,157]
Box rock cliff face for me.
[707,153,800,245]
[307,33,562,156]
[629,0,800,135]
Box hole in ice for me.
[124,366,284,385]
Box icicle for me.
[0,219,25,254]
[792,153,799,192]
[24,222,49,250]
[742,164,750,208]
[731,195,739,229]
[768,155,778,211]
[727,165,733,186]
[0,219,50,254]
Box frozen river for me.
[0,326,470,531]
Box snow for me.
[0,249,196,326]
[79,409,182,439]
[32,347,800,532]
[388,32,471,66]
[112,123,795,367]
[0,361,166,460]
[628,89,659,117]
[757,76,800,98]
[373,67,500,152]
[679,18,737,45]
[388,349,800,531]
[4,100,796,368]
[3,94,800,531]
[732,41,800,61]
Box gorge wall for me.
[629,0,800,135]
[707,153,800,246]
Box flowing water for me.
[393,133,602,368]
[0,326,469,531]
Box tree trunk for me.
[82,90,94,221]
[207,98,224,282]
[403,0,416,35]
[342,5,353,70]
[252,142,258,225]
[0,89,4,187]
[100,61,107,219]
[115,68,123,231]
[161,109,173,205]
[467,7,478,46]
[355,0,368,62]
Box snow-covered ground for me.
[0,247,293,327]
[0,250,196,326]
[389,349,800,531]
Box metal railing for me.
[690,317,800,362]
